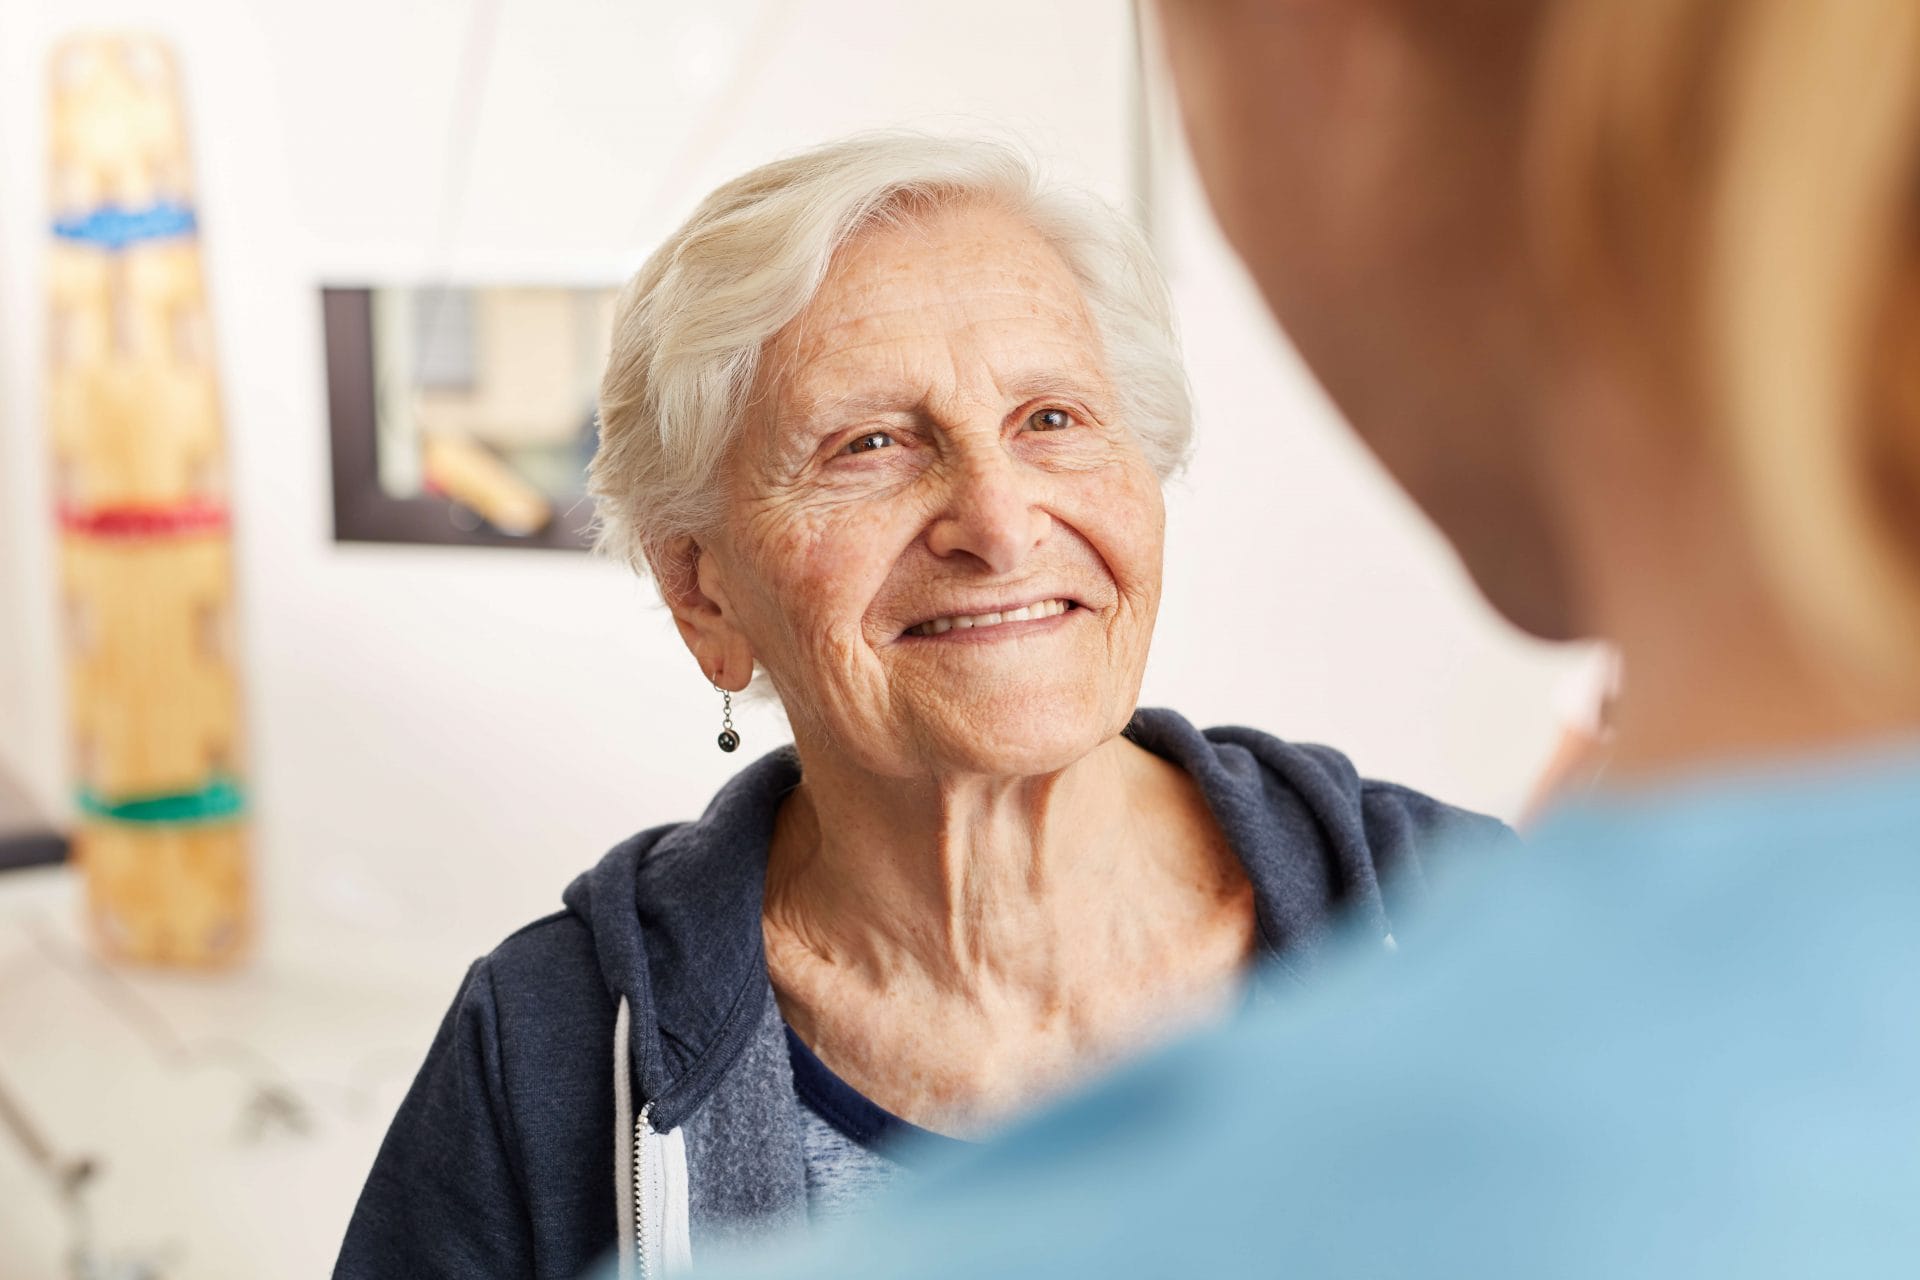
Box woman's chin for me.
[906,697,1131,780]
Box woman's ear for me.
[654,536,756,692]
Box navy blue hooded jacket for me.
[333,708,1515,1279]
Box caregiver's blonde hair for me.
[1532,0,1920,689]
[592,133,1191,595]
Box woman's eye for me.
[844,431,895,454]
[1029,408,1074,431]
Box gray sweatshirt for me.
[333,708,1516,1279]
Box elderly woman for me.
[334,134,1510,1279]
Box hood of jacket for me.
[561,743,801,1133]
[558,706,1514,1134]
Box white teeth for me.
[908,599,1072,636]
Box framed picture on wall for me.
[321,284,617,551]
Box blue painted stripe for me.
[53,201,198,250]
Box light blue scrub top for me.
[700,741,1920,1278]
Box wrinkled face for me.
[691,202,1165,779]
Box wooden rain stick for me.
[48,34,252,968]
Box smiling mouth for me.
[905,598,1079,637]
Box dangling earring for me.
[715,684,740,753]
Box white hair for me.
[590,131,1192,590]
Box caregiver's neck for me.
[1550,373,1920,787]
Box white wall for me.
[0,0,1586,961]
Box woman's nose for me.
[924,450,1048,575]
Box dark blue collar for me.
[784,1025,966,1162]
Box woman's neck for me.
[764,725,1259,1028]
[763,731,1247,1015]
[762,730,1253,1132]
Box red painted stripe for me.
[58,499,229,538]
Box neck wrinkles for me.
[763,733,1178,999]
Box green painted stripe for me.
[76,776,246,825]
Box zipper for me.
[616,992,689,1279]
[633,1100,691,1276]
[635,1102,658,1279]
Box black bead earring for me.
[715,684,739,753]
